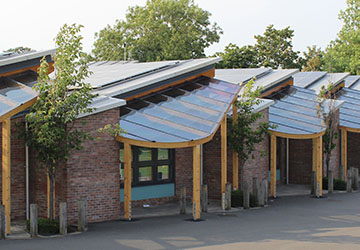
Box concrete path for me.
[2,192,360,250]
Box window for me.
[120,145,174,186]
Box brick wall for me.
[347,131,360,171]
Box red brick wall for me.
[288,139,313,184]
[348,131,360,172]
[65,109,121,223]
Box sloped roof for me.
[293,72,349,93]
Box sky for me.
[0,0,348,56]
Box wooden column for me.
[342,129,347,181]
[2,119,11,234]
[232,105,239,190]
[316,136,323,197]
[192,145,201,220]
[312,138,317,172]
[124,143,132,220]
[221,117,227,197]
[270,134,277,198]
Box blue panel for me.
[120,183,175,201]
[196,78,241,94]
[194,86,234,103]
[179,93,227,112]
[0,79,37,103]
[270,113,321,133]
[273,101,319,118]
[270,106,323,126]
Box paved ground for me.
[2,191,360,250]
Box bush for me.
[26,218,59,235]
[231,190,257,207]
[322,177,346,191]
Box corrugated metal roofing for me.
[292,72,327,88]
[119,76,240,143]
[294,72,349,93]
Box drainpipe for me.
[25,122,30,220]
[286,138,289,185]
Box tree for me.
[228,80,275,182]
[3,46,33,54]
[317,83,338,175]
[254,25,301,69]
[324,0,360,74]
[214,43,258,69]
[302,45,324,72]
[24,24,94,220]
[93,0,222,62]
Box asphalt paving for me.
[1,191,360,250]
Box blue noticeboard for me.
[120,183,175,201]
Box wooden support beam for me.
[232,105,239,190]
[312,138,317,172]
[124,143,132,220]
[192,145,201,220]
[270,134,277,198]
[316,136,323,197]
[2,119,11,234]
[221,117,227,196]
[342,129,347,181]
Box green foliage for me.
[93,0,222,62]
[23,24,94,220]
[231,190,257,207]
[324,0,360,74]
[302,45,324,72]
[3,46,33,54]
[228,80,275,164]
[26,218,59,235]
[317,83,338,174]
[322,177,347,191]
[98,123,127,138]
[214,43,258,69]
[254,25,302,69]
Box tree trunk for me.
[49,173,55,221]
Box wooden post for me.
[311,171,316,195]
[0,205,5,239]
[232,105,239,190]
[316,136,323,197]
[124,143,132,221]
[78,199,87,231]
[312,138,317,172]
[59,202,67,235]
[252,178,259,206]
[2,118,11,234]
[180,187,186,215]
[270,134,277,198]
[347,169,352,192]
[352,167,359,191]
[263,179,269,206]
[258,180,265,207]
[328,171,333,194]
[201,185,208,213]
[225,183,232,210]
[342,129,347,181]
[243,182,250,209]
[192,145,201,220]
[30,204,38,238]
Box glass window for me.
[157,165,169,180]
[139,148,152,161]
[139,166,152,182]
[158,149,169,160]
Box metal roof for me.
[294,72,349,93]
[0,49,56,67]
[119,76,240,143]
[91,58,221,98]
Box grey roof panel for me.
[344,75,360,88]
[293,72,327,88]
[215,68,271,84]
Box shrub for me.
[231,190,257,207]
[26,218,59,235]
[322,177,346,191]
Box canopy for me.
[117,76,240,147]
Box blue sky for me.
[0,0,347,56]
